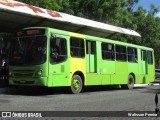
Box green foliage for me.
[15,0,160,67]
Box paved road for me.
[0,84,159,119]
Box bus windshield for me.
[10,35,47,66]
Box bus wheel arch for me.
[127,73,135,90]
[129,73,136,84]
[70,71,84,94]
[121,73,135,89]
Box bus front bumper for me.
[9,77,48,86]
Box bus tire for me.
[70,75,83,94]
[127,75,134,90]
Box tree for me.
[15,0,160,67]
[132,4,160,66]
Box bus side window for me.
[147,51,153,64]
[70,37,85,58]
[101,42,115,60]
[50,37,67,64]
[127,47,137,63]
[115,45,126,61]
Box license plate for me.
[19,80,26,84]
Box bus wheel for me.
[71,75,83,94]
[127,75,134,90]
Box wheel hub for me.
[73,79,80,90]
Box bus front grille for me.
[13,72,34,77]
[13,80,34,84]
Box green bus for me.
[9,27,155,94]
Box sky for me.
[134,0,160,17]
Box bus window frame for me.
[50,36,68,64]
[101,42,115,60]
[115,45,127,62]
[70,37,85,58]
[127,47,138,63]
[147,50,153,65]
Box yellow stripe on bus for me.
[69,32,85,38]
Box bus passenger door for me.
[86,41,96,73]
[48,34,70,87]
[86,41,102,85]
[141,50,147,75]
[140,50,148,83]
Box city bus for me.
[8,27,155,94]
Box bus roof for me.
[45,27,151,50]
[23,27,150,50]
[0,0,141,37]
[85,34,153,50]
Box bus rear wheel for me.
[127,75,134,90]
[70,75,83,94]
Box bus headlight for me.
[35,70,42,76]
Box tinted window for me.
[86,41,95,54]
[116,45,126,61]
[147,51,153,64]
[10,36,47,66]
[101,43,114,60]
[127,47,137,63]
[50,37,67,64]
[70,37,85,58]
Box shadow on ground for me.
[0,85,147,96]
[133,84,160,94]
[0,78,154,96]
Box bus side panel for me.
[86,73,102,85]
[70,57,86,85]
[101,60,115,85]
[146,64,155,83]
[113,62,128,84]
[128,63,139,83]
[48,61,70,87]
